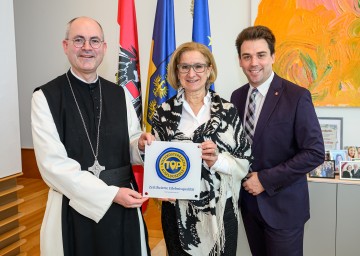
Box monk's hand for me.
[138,132,155,151]
[114,187,149,208]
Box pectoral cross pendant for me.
[88,160,105,178]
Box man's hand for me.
[138,132,155,151]
[242,172,265,196]
[113,187,149,208]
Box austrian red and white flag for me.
[117,0,142,122]
[117,0,147,212]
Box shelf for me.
[0,185,24,197]
[0,198,24,212]
[308,175,360,185]
[0,212,24,228]
[0,173,27,255]
[0,226,26,243]
[0,238,26,255]
[0,173,23,182]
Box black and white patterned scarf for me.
[151,88,251,255]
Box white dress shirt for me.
[177,91,232,197]
[244,71,274,129]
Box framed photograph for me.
[325,151,331,160]
[344,146,360,159]
[318,117,343,151]
[329,150,347,173]
[339,161,360,180]
[309,160,335,179]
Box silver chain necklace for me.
[66,72,105,178]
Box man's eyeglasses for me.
[177,63,208,74]
[66,37,104,49]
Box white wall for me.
[13,0,359,148]
[0,0,21,177]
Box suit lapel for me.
[252,74,283,149]
[237,84,250,123]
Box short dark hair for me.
[235,25,276,56]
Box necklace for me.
[66,73,105,178]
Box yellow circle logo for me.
[156,148,190,183]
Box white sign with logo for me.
[143,141,202,200]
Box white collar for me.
[249,71,274,97]
[179,88,211,107]
[70,68,99,84]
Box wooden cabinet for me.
[17,178,48,255]
[0,173,26,256]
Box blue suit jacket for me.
[230,73,325,229]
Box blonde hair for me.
[167,42,217,90]
[347,146,358,158]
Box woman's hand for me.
[200,139,219,168]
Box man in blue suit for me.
[230,26,325,256]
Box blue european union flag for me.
[145,0,176,131]
[192,0,214,91]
